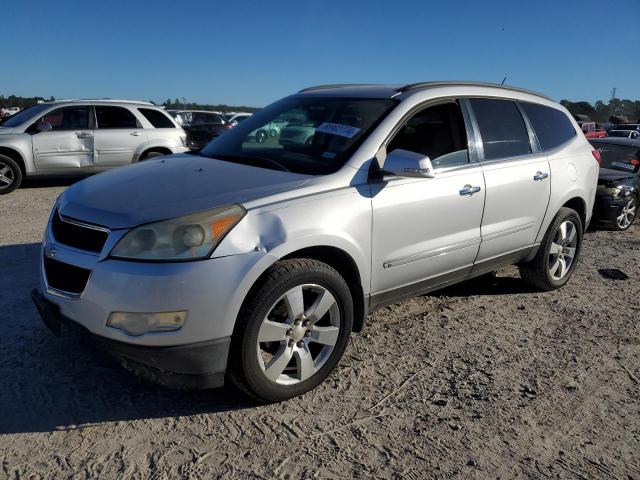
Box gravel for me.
[1,179,639,479]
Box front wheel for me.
[228,259,353,403]
[0,154,22,195]
[615,194,637,231]
[519,207,583,291]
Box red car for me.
[583,122,607,139]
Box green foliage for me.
[560,98,640,123]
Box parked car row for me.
[31,81,613,402]
[0,106,21,118]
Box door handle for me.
[130,131,142,136]
[533,171,549,181]
[76,132,92,139]
[459,184,481,196]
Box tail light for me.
[592,150,602,165]
[631,159,639,165]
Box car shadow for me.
[0,242,256,435]
[21,175,90,189]
[426,272,540,297]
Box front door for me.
[370,101,485,305]
[31,106,93,170]
[93,105,147,166]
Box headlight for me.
[597,186,622,198]
[111,205,245,261]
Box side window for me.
[95,106,140,129]
[387,102,470,168]
[469,98,532,160]
[520,102,576,150]
[138,108,175,128]
[192,113,224,125]
[37,106,90,131]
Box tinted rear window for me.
[591,142,640,173]
[95,106,139,129]
[469,98,531,160]
[138,108,175,128]
[520,102,576,151]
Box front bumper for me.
[592,195,627,226]
[32,289,229,389]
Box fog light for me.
[106,311,187,336]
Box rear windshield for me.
[138,108,175,128]
[200,97,397,175]
[591,141,640,173]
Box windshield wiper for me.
[208,154,291,173]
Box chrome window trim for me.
[58,212,110,234]
[375,96,480,176]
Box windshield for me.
[200,96,397,175]
[0,104,51,127]
[592,142,640,173]
[608,130,632,138]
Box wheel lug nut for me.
[286,329,292,336]
[305,331,311,337]
[294,319,300,326]
[297,341,304,348]
[288,339,294,347]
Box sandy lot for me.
[1,179,639,479]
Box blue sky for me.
[3,0,639,107]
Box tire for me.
[519,207,583,291]
[140,151,165,161]
[0,154,22,195]
[255,129,268,143]
[228,258,353,403]
[613,194,637,231]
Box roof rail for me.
[54,98,155,105]
[397,81,552,100]
[299,83,382,93]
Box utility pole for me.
[609,87,617,120]
[182,97,186,111]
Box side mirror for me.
[382,149,435,178]
[37,121,53,132]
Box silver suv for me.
[0,99,188,193]
[33,82,599,402]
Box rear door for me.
[469,98,551,263]
[93,105,147,166]
[31,105,94,170]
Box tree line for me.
[0,94,260,114]
[2,93,639,123]
[559,98,639,123]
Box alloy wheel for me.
[256,284,341,386]
[0,162,15,190]
[548,220,578,281]
[616,197,637,230]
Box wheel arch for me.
[0,147,26,175]
[138,146,172,161]
[562,196,587,230]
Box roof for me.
[588,137,640,147]
[298,81,552,101]
[47,98,155,106]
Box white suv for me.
[0,99,188,194]
[33,82,599,402]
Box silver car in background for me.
[33,82,599,402]
[0,99,188,194]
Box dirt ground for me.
[1,179,639,479]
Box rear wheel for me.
[519,207,583,291]
[614,194,637,231]
[140,151,166,161]
[0,154,22,195]
[228,259,353,403]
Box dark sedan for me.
[167,110,232,150]
[590,138,639,230]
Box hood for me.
[58,154,311,229]
[0,126,15,134]
[598,168,635,186]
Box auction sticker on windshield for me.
[316,122,361,138]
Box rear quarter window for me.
[138,108,176,128]
[520,102,576,151]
